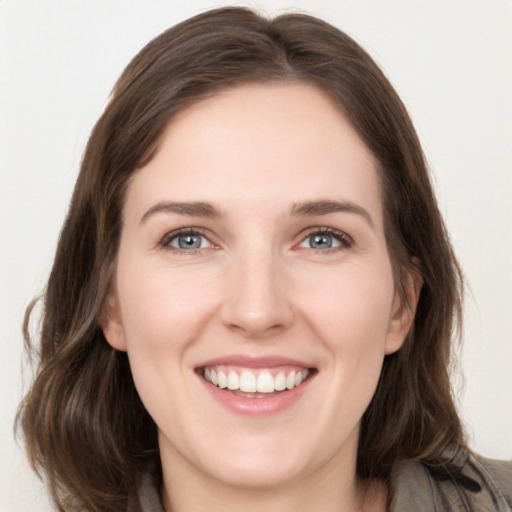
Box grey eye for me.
[171,234,207,250]
[298,231,345,251]
[308,233,336,249]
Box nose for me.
[220,249,294,338]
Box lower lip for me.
[198,373,314,416]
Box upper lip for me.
[196,354,313,369]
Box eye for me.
[304,233,339,250]
[161,229,213,252]
[297,228,353,252]
[171,233,208,250]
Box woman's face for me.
[102,83,415,490]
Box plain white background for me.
[1,1,511,510]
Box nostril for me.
[226,315,287,336]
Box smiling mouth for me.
[198,366,315,398]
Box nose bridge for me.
[221,240,293,337]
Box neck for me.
[159,443,387,512]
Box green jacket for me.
[390,454,512,511]
[138,454,512,511]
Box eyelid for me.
[296,226,354,251]
[159,227,216,252]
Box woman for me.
[17,7,512,512]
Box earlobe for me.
[99,292,127,352]
[385,263,423,355]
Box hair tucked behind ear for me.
[17,7,466,510]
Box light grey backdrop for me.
[1,1,511,510]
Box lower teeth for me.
[233,389,284,398]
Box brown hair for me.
[18,7,466,511]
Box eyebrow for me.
[140,199,374,229]
[140,201,223,224]
[290,200,374,229]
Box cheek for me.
[114,263,214,419]
[285,263,396,462]
[300,261,395,352]
[117,261,218,350]
[299,262,394,411]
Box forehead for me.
[125,82,383,225]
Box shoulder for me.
[475,455,512,507]
[391,453,512,511]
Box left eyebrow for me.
[290,200,374,229]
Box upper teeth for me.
[203,367,309,393]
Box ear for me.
[99,291,127,352]
[385,261,423,355]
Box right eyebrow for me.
[140,201,223,225]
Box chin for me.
[161,428,315,490]
[205,453,309,490]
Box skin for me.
[101,83,420,512]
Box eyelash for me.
[159,228,213,255]
[159,226,354,255]
[300,227,354,254]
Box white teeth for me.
[203,367,311,393]
[274,372,286,391]
[239,370,257,392]
[227,371,239,390]
[257,372,274,393]
[286,371,296,390]
[218,370,227,389]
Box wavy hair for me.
[17,7,465,511]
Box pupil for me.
[179,235,201,249]
[311,234,332,249]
